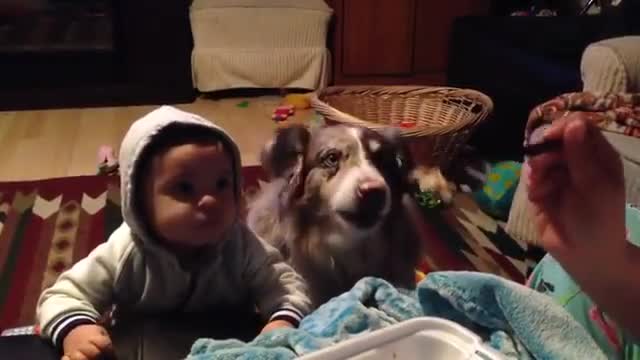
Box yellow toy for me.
[284,93,312,110]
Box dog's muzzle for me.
[338,179,389,229]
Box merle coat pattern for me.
[247,124,423,306]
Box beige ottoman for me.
[190,0,332,92]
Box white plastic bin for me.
[299,317,505,360]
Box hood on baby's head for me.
[117,105,243,245]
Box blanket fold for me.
[420,272,606,360]
[187,273,605,360]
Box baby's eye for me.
[176,181,195,196]
[216,177,230,191]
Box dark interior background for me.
[0,0,195,111]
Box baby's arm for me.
[240,226,312,332]
[37,225,131,358]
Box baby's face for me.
[144,141,236,249]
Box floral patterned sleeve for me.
[527,204,640,359]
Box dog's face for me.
[262,124,415,238]
[305,126,406,230]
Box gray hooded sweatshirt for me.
[36,106,311,348]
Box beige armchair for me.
[581,36,640,93]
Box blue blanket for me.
[187,272,605,360]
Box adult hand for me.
[528,115,626,263]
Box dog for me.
[247,124,435,306]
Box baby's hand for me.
[62,324,113,360]
[260,319,295,334]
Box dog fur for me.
[246,124,424,306]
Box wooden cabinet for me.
[342,0,416,76]
[326,0,490,85]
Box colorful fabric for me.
[527,92,640,139]
[0,168,532,332]
[188,273,604,360]
[528,204,640,359]
[473,161,522,220]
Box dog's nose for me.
[357,179,385,197]
[357,180,387,214]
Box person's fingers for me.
[61,356,71,360]
[529,179,564,204]
[528,150,565,175]
[540,115,624,191]
[531,203,570,253]
[528,167,569,203]
[585,121,625,184]
[541,113,579,141]
[90,334,113,354]
[564,119,596,192]
[67,351,89,360]
[564,119,623,192]
[77,342,102,360]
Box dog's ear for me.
[260,125,311,205]
[379,127,402,144]
[378,128,418,193]
[261,125,310,179]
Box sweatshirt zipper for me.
[176,269,200,310]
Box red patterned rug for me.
[0,166,530,332]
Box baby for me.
[36,106,312,360]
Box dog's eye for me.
[321,151,341,168]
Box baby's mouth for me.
[194,213,220,227]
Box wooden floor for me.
[0,96,313,181]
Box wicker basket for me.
[311,86,493,169]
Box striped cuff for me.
[49,312,98,349]
[269,307,304,327]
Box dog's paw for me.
[411,166,456,205]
